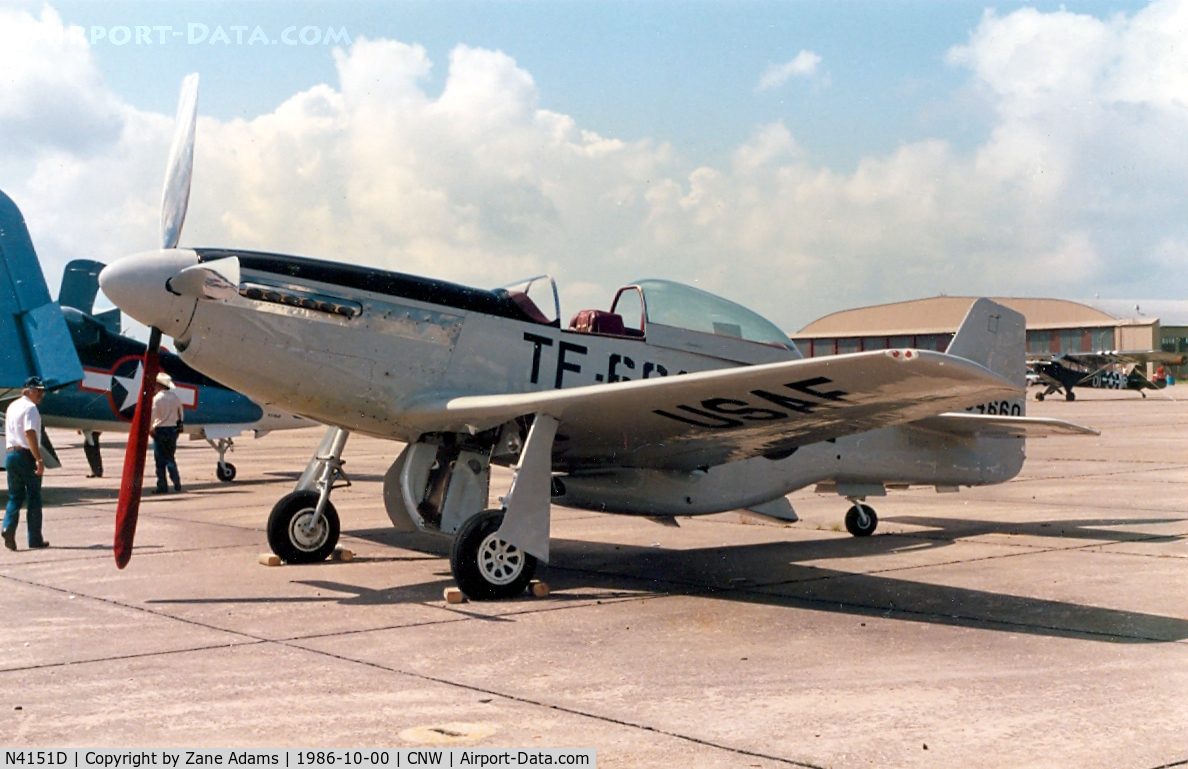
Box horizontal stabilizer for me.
[911,412,1099,438]
[93,307,122,334]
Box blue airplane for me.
[0,189,313,481]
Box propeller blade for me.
[114,328,162,568]
[168,256,240,300]
[160,73,199,250]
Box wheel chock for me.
[331,547,354,562]
[444,587,467,604]
[258,553,281,567]
[530,580,550,597]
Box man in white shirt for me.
[4,377,49,550]
[150,372,185,494]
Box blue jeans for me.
[4,449,43,545]
[153,426,181,491]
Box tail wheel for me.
[845,503,878,537]
[216,461,237,482]
[450,509,537,600]
[267,490,339,563]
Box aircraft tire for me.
[844,504,878,537]
[1065,391,1076,401]
[450,509,537,600]
[216,462,237,482]
[1035,392,1045,401]
[267,490,340,563]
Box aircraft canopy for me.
[632,279,793,349]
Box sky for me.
[2,0,1185,334]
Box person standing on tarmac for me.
[150,372,185,494]
[4,376,50,550]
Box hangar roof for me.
[1087,299,1188,327]
[795,296,1129,337]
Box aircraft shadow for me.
[150,519,1188,644]
[883,514,1186,543]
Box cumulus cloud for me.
[2,1,1188,335]
[755,51,823,93]
[0,6,124,155]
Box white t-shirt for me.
[151,388,185,431]
[5,395,41,451]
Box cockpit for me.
[494,276,795,351]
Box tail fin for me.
[945,298,1026,388]
[0,190,83,390]
[59,259,104,314]
[59,258,121,333]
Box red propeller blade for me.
[114,330,162,568]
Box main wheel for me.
[267,490,340,563]
[216,461,237,482]
[1065,390,1076,401]
[1035,392,1045,401]
[844,503,878,537]
[450,509,537,600]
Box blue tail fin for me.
[59,259,104,314]
[0,190,83,390]
[60,258,121,333]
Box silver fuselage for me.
[101,248,1023,516]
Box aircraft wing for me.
[910,412,1100,438]
[0,190,84,390]
[406,349,1021,471]
[1056,350,1186,369]
[1104,350,1187,366]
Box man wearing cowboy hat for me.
[4,376,50,550]
[150,371,185,494]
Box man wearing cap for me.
[150,372,184,494]
[4,377,50,550]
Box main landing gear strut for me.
[266,427,350,563]
[262,416,552,603]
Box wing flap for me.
[408,349,1022,470]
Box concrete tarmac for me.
[2,389,1187,767]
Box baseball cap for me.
[23,376,46,390]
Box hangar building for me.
[791,296,1188,377]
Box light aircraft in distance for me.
[0,190,315,481]
[99,75,1095,598]
[1029,350,1186,401]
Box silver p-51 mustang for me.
[100,76,1094,598]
